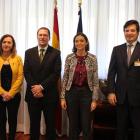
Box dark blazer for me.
[24,45,61,105]
[107,41,140,106]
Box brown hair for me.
[123,20,139,32]
[37,27,50,37]
[72,32,89,53]
[0,34,16,58]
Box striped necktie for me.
[127,44,133,66]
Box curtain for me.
[0,0,140,136]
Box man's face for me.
[124,24,139,44]
[37,29,50,48]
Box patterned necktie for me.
[127,44,133,66]
[40,49,45,63]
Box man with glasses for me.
[24,27,61,140]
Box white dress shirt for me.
[126,40,137,55]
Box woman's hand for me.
[61,99,67,110]
[1,91,12,102]
[90,101,97,112]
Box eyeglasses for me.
[38,34,49,38]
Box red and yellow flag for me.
[52,8,60,50]
[52,6,62,135]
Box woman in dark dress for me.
[0,34,23,140]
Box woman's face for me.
[75,35,88,52]
[2,37,13,53]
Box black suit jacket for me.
[24,45,61,105]
[107,42,140,106]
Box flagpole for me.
[52,0,62,135]
[54,0,57,7]
[78,0,82,6]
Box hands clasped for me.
[31,85,44,98]
[1,91,12,102]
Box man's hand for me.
[31,85,42,96]
[108,94,117,105]
[34,92,44,98]
[91,101,97,112]
[1,91,12,102]
[61,99,67,110]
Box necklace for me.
[76,53,87,78]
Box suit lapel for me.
[39,45,52,71]
[129,42,140,67]
[33,46,40,67]
[120,43,128,68]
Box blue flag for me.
[77,6,83,33]
[77,5,83,136]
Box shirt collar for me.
[126,40,137,47]
[38,45,48,52]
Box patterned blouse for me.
[61,52,99,101]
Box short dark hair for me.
[72,32,89,53]
[37,27,50,37]
[123,20,140,32]
[0,34,16,57]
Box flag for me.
[77,6,83,33]
[52,6,62,135]
[77,5,83,135]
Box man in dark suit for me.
[107,20,140,140]
[24,27,61,140]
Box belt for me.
[71,86,88,92]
